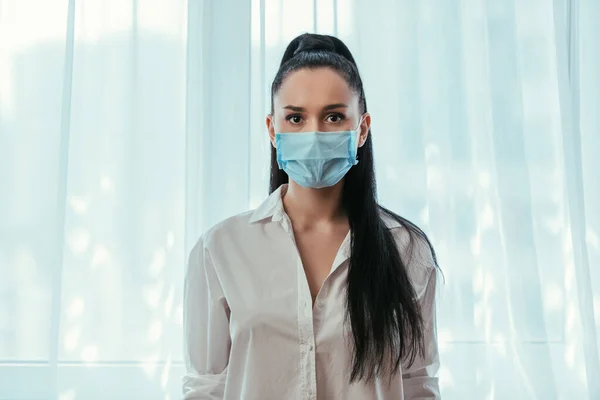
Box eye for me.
[326,113,345,123]
[286,115,303,125]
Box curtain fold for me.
[0,0,598,399]
[554,0,600,396]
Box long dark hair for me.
[269,33,438,382]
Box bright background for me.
[0,0,599,399]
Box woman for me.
[183,33,441,400]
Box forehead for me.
[274,67,357,108]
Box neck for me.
[283,180,346,228]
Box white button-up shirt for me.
[183,185,440,400]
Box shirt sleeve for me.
[402,263,441,399]
[182,235,231,400]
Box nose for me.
[303,118,322,132]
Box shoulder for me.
[193,209,256,254]
[379,209,437,296]
[187,210,256,280]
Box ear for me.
[357,113,371,147]
[266,114,276,148]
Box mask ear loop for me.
[355,115,365,161]
[354,115,365,132]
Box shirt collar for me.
[249,184,402,229]
[248,184,288,224]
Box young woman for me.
[183,33,441,400]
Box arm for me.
[182,236,231,400]
[402,266,441,399]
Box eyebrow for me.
[282,103,348,112]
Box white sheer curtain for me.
[0,0,598,399]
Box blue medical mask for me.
[275,119,363,189]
